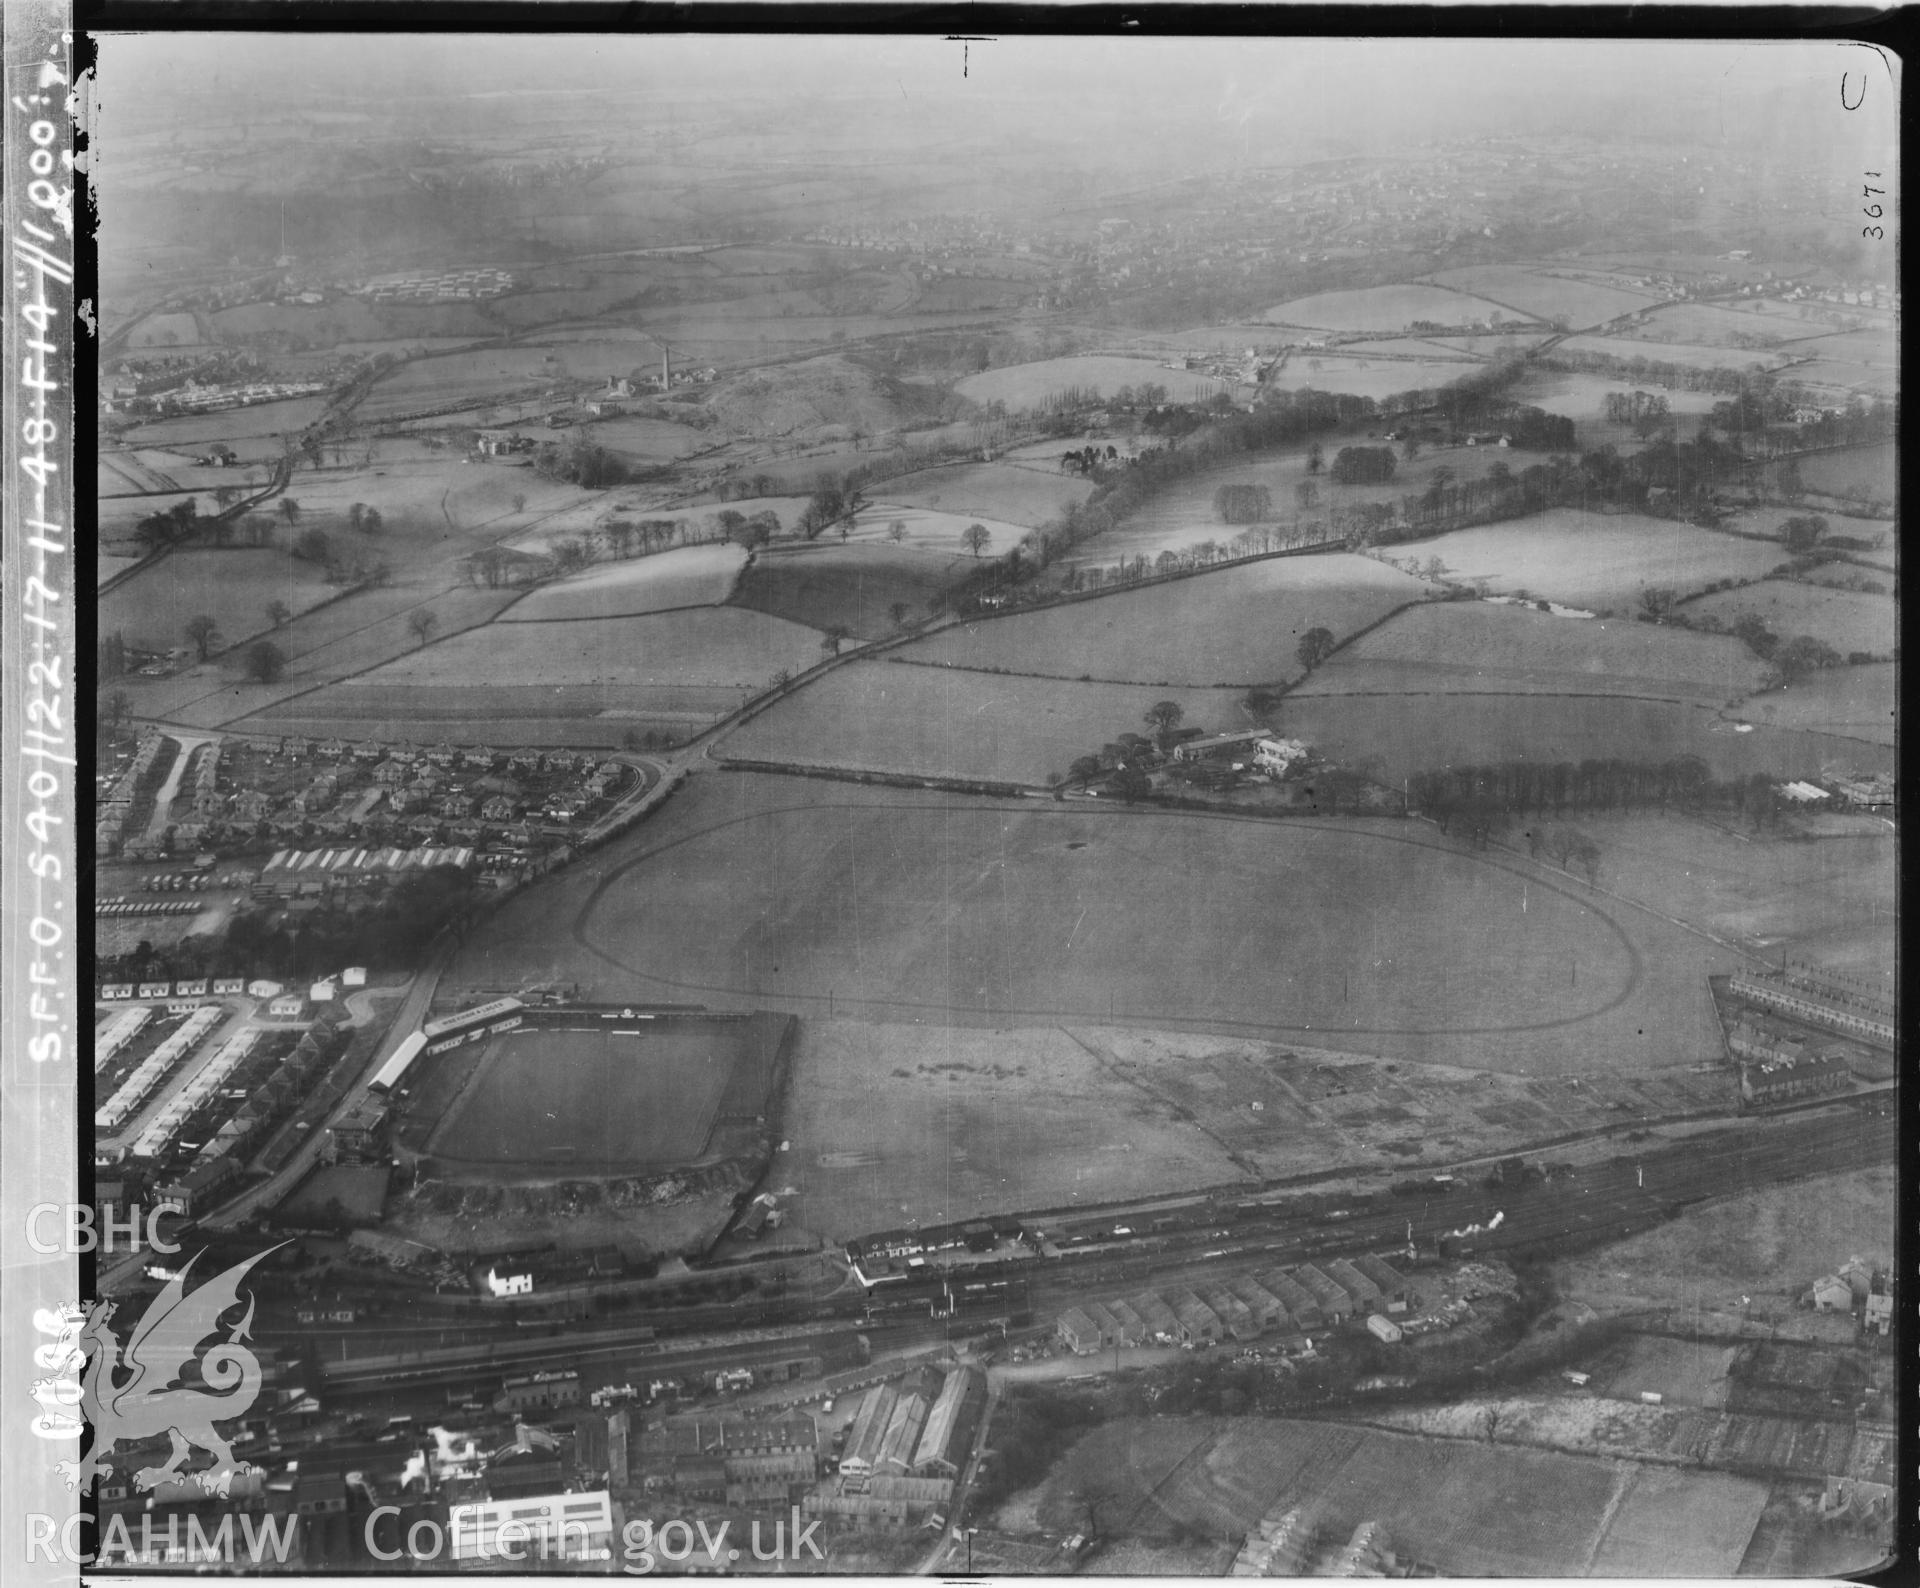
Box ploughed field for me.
[729,542,977,640]
[446,771,1730,1075]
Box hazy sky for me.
[95,34,1897,180]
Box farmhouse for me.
[1254,736,1310,776]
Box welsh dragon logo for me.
[39,1246,282,1498]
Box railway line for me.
[295,1104,1890,1406]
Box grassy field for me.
[847,502,1030,559]
[1683,579,1894,659]
[1612,299,1813,347]
[878,460,1093,529]
[1588,1334,1737,1409]
[957,356,1218,409]
[729,542,975,639]
[1394,510,1788,611]
[1261,282,1510,330]
[898,554,1432,686]
[1552,1163,1894,1318]
[723,661,1243,784]
[1510,368,1724,424]
[777,1021,1246,1238]
[500,543,747,622]
[119,395,331,449]
[426,1025,739,1169]
[1274,691,1893,786]
[590,416,710,461]
[1555,333,1782,371]
[1020,1416,1765,1577]
[1292,599,1767,705]
[1273,356,1484,400]
[1425,265,1659,326]
[1554,810,1895,984]
[450,771,1729,1075]
[1793,442,1895,501]
[278,1163,390,1223]
[100,547,340,654]
[343,605,828,689]
[1733,663,1895,746]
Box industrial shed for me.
[1293,1265,1355,1321]
[1227,1275,1289,1330]
[1165,1288,1225,1344]
[1350,1254,1417,1311]
[1260,1270,1325,1331]
[1325,1258,1384,1314]
[912,1368,985,1478]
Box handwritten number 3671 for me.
[1862,173,1885,239]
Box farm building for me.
[1261,1270,1324,1330]
[1324,1258,1384,1314]
[1165,1288,1225,1344]
[1228,1275,1289,1330]
[1293,1265,1355,1321]
[1350,1254,1417,1311]
[1254,736,1310,775]
[912,1368,985,1477]
[839,1385,897,1476]
[1807,1275,1853,1313]
[1173,730,1266,764]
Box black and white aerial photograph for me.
[77,29,1897,1580]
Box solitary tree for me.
[1144,699,1184,747]
[185,614,220,661]
[347,502,367,532]
[266,599,292,628]
[511,492,529,515]
[406,609,439,648]
[1307,441,1325,475]
[961,522,991,558]
[100,689,133,732]
[1638,586,1676,623]
[1296,626,1337,672]
[361,507,383,535]
[245,640,286,684]
[889,601,911,629]
[820,624,851,657]
[887,518,908,544]
[1295,479,1318,512]
[279,497,302,529]
[1781,514,1829,553]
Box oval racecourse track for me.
[448,777,1721,1076]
